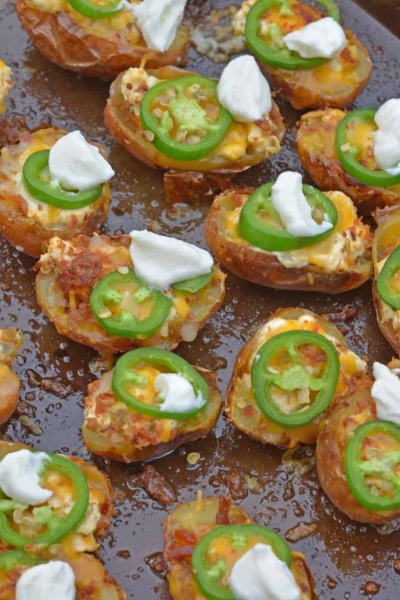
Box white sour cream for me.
[0,450,52,506]
[283,17,346,59]
[217,55,272,123]
[271,171,333,237]
[230,544,300,600]
[133,0,187,52]
[129,230,213,291]
[372,362,400,426]
[48,131,115,192]
[154,373,205,413]
[373,99,400,175]
[16,561,76,600]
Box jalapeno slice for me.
[140,75,233,161]
[68,0,123,19]
[345,420,400,511]
[0,451,89,548]
[335,109,400,188]
[245,0,341,71]
[23,150,103,209]
[191,524,292,600]
[172,270,214,293]
[0,550,44,571]
[112,348,209,420]
[238,183,337,252]
[90,269,172,339]
[377,247,400,311]
[252,331,340,427]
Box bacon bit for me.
[57,252,103,294]
[216,495,231,525]
[394,559,400,574]
[135,465,177,505]
[40,379,72,399]
[227,472,248,500]
[285,522,317,543]
[301,344,326,367]
[145,552,167,574]
[164,545,194,562]
[324,305,357,323]
[0,116,27,148]
[243,405,254,417]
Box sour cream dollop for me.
[372,362,400,426]
[283,17,346,60]
[154,373,205,413]
[129,230,213,291]
[230,544,300,600]
[48,131,115,192]
[16,561,76,600]
[0,449,52,506]
[271,171,333,237]
[373,99,400,175]
[217,55,272,123]
[133,0,187,53]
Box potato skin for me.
[83,368,222,463]
[316,381,400,524]
[205,187,372,293]
[297,109,400,216]
[225,307,368,449]
[16,0,189,79]
[0,329,24,426]
[0,126,110,258]
[164,497,316,600]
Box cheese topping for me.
[0,60,13,114]
[15,561,76,600]
[229,544,300,600]
[283,17,346,59]
[121,68,159,115]
[48,131,115,191]
[217,56,272,123]
[373,99,400,175]
[271,172,333,237]
[154,373,205,413]
[129,230,213,291]
[133,0,187,52]
[0,450,52,506]
[372,362,400,426]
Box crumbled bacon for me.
[216,495,231,525]
[0,116,27,148]
[57,252,103,293]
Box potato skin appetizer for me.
[226,308,368,448]
[164,496,316,600]
[104,66,285,204]
[0,549,126,599]
[233,0,372,110]
[16,0,189,79]
[0,60,13,114]
[0,440,114,554]
[0,126,111,258]
[34,234,226,354]
[0,329,23,426]
[83,366,221,463]
[205,186,372,293]
[297,109,400,215]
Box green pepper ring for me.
[112,347,210,420]
[0,550,44,571]
[245,0,341,71]
[23,150,104,209]
[140,75,233,162]
[172,270,214,293]
[335,109,400,188]
[377,247,400,311]
[252,330,340,427]
[90,269,172,339]
[68,0,123,19]
[0,452,89,548]
[191,524,292,600]
[238,182,338,252]
[345,420,400,512]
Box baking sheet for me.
[0,0,400,598]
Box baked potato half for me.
[205,186,372,293]
[233,0,372,110]
[0,549,126,599]
[164,496,316,600]
[0,440,114,553]
[0,126,111,258]
[226,307,368,448]
[104,66,285,204]
[0,328,24,426]
[0,61,13,114]
[16,0,189,79]
[372,206,400,355]
[297,109,400,215]
[83,359,221,463]
[316,362,400,524]
[34,233,226,354]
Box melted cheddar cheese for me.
[0,60,12,114]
